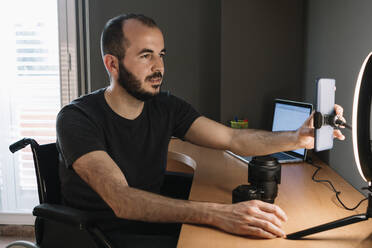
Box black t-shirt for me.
[56,88,200,211]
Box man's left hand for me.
[296,104,346,149]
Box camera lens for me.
[248,156,281,203]
[232,156,281,204]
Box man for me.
[57,14,345,247]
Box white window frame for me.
[0,0,85,225]
[59,0,86,106]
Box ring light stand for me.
[287,188,372,239]
[287,52,372,239]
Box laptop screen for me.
[272,100,313,156]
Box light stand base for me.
[287,193,372,240]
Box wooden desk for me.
[168,139,372,248]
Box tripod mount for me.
[314,112,352,130]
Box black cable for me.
[306,157,368,211]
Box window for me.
[0,0,80,224]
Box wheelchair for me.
[7,138,196,248]
[7,138,117,248]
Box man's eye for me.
[160,53,166,58]
[141,54,150,59]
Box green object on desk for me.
[230,120,248,129]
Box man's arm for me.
[185,105,345,156]
[184,116,300,156]
[72,150,287,238]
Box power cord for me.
[306,156,368,211]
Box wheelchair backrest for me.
[31,142,61,204]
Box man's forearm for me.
[113,186,288,238]
[114,185,218,225]
[114,187,287,238]
[229,129,298,157]
[184,117,304,157]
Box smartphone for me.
[314,78,335,152]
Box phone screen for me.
[314,78,335,152]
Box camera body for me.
[232,156,281,204]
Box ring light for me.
[352,52,372,184]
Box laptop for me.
[226,99,313,163]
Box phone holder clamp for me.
[314,112,350,130]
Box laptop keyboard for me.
[271,153,295,160]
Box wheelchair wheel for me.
[6,240,39,248]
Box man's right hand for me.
[211,200,287,239]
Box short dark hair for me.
[100,14,158,61]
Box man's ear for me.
[103,54,119,78]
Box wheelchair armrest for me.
[33,203,117,229]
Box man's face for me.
[117,20,165,101]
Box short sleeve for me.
[170,95,201,139]
[56,106,106,168]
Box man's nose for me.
[152,56,164,73]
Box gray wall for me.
[221,0,305,129]
[86,0,221,121]
[304,0,372,193]
[85,0,371,193]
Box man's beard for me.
[118,62,162,101]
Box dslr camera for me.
[232,156,281,204]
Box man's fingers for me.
[245,216,286,238]
[334,104,348,128]
[241,226,277,239]
[253,200,288,222]
[335,104,344,116]
[334,129,345,140]
[339,116,347,124]
[253,210,283,228]
[304,111,315,128]
[220,201,288,239]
